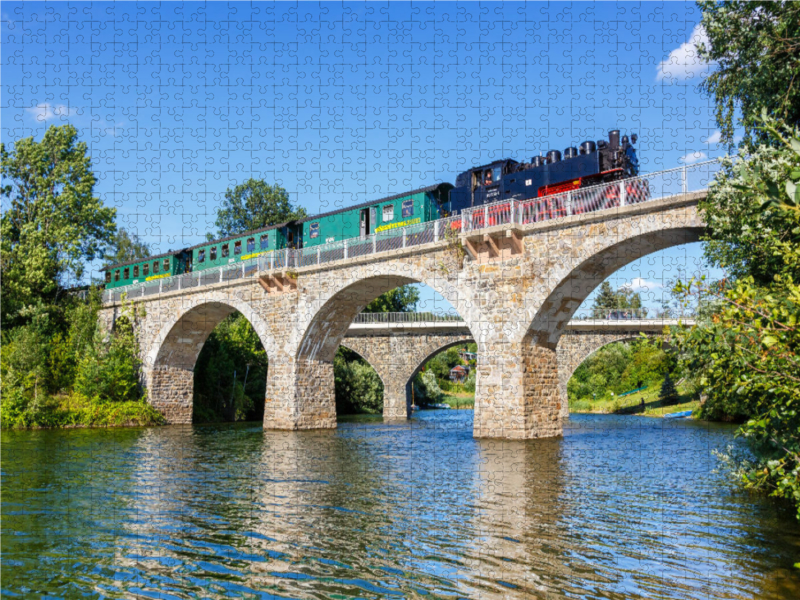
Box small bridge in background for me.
[342,312,695,418]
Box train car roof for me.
[101,249,181,271]
[185,221,294,252]
[296,182,453,224]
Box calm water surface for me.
[3,412,799,599]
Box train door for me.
[360,208,370,237]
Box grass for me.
[568,378,701,418]
[439,390,475,409]
[1,392,167,429]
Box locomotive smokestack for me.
[608,130,620,149]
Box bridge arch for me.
[556,331,665,417]
[144,292,276,424]
[341,332,474,418]
[526,222,702,349]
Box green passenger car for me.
[103,251,187,290]
[188,222,297,272]
[299,183,453,248]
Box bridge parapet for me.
[103,161,718,305]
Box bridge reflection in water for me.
[3,412,798,599]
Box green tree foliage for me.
[0,124,116,323]
[193,314,268,423]
[590,281,644,318]
[567,339,673,401]
[334,347,383,414]
[659,372,679,406]
[215,178,307,238]
[74,301,143,404]
[1,291,157,429]
[362,285,420,313]
[413,369,443,405]
[104,228,151,266]
[671,116,800,518]
[698,1,800,148]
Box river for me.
[3,411,799,599]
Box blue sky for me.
[2,1,726,314]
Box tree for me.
[658,372,679,406]
[698,1,800,148]
[215,179,307,237]
[363,285,420,313]
[0,124,116,322]
[104,228,151,266]
[590,281,644,318]
[670,116,800,519]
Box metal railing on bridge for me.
[103,160,720,304]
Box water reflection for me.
[2,413,799,599]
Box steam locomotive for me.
[104,130,641,290]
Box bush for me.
[334,348,383,414]
[413,370,443,405]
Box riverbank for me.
[440,391,475,409]
[1,393,166,430]
[569,379,700,417]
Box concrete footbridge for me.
[99,160,716,439]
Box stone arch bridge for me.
[100,188,707,439]
[341,315,689,419]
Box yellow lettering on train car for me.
[374,217,421,233]
[241,250,272,261]
[145,273,171,282]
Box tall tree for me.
[0,124,116,321]
[215,179,307,237]
[590,281,643,318]
[104,228,151,266]
[698,0,800,148]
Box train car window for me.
[163,259,170,271]
[198,249,205,263]
[133,265,139,278]
[222,244,229,257]
[382,204,394,222]
[115,270,120,282]
[401,199,413,218]
[124,268,130,279]
[211,246,217,260]
[260,235,268,249]
[309,223,319,238]
[493,167,501,183]
[105,271,111,283]
[247,237,255,252]
[153,261,159,273]
[287,231,294,246]
[234,241,242,255]
[143,264,149,276]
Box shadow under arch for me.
[526,227,702,350]
[145,294,275,424]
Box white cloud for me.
[657,23,710,82]
[26,103,76,122]
[703,130,722,144]
[619,278,663,293]
[679,151,707,165]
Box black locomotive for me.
[447,129,639,214]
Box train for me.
[103,129,640,289]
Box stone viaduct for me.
[99,191,705,439]
[341,317,689,420]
